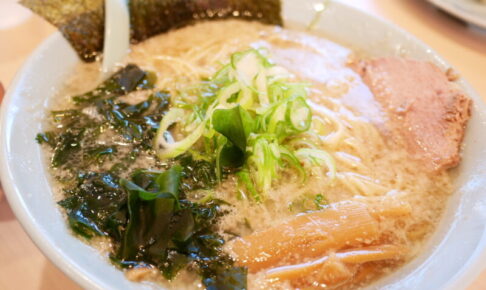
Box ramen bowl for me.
[1,1,486,289]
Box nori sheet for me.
[21,0,282,62]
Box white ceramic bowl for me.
[427,0,486,30]
[1,1,486,289]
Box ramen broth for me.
[45,20,452,289]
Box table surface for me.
[0,0,485,289]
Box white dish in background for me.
[427,0,486,29]
[1,1,486,289]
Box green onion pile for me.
[155,49,335,201]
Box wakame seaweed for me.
[114,168,246,288]
[57,164,245,288]
[58,172,127,239]
[37,64,246,288]
[21,0,282,62]
[37,65,166,171]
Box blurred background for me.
[0,0,485,289]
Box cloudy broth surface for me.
[43,20,452,289]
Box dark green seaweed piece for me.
[177,153,218,190]
[21,0,282,62]
[50,127,85,167]
[58,172,127,239]
[57,165,246,288]
[212,106,256,173]
[37,65,168,169]
[212,106,255,153]
[72,64,155,104]
[35,131,56,147]
[115,167,247,288]
[203,266,247,290]
[86,145,117,164]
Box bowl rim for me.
[427,0,486,29]
[1,1,486,289]
[0,32,110,290]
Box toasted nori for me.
[21,0,104,62]
[21,0,282,62]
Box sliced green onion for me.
[295,148,336,179]
[212,64,231,85]
[255,70,269,106]
[237,87,254,109]
[197,190,215,204]
[154,108,205,159]
[286,97,312,133]
[153,48,336,202]
[232,50,261,88]
[268,82,284,103]
[248,136,280,194]
[279,145,306,182]
[215,82,240,107]
[266,66,289,80]
[236,169,261,202]
[266,103,287,134]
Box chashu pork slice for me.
[356,57,472,171]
